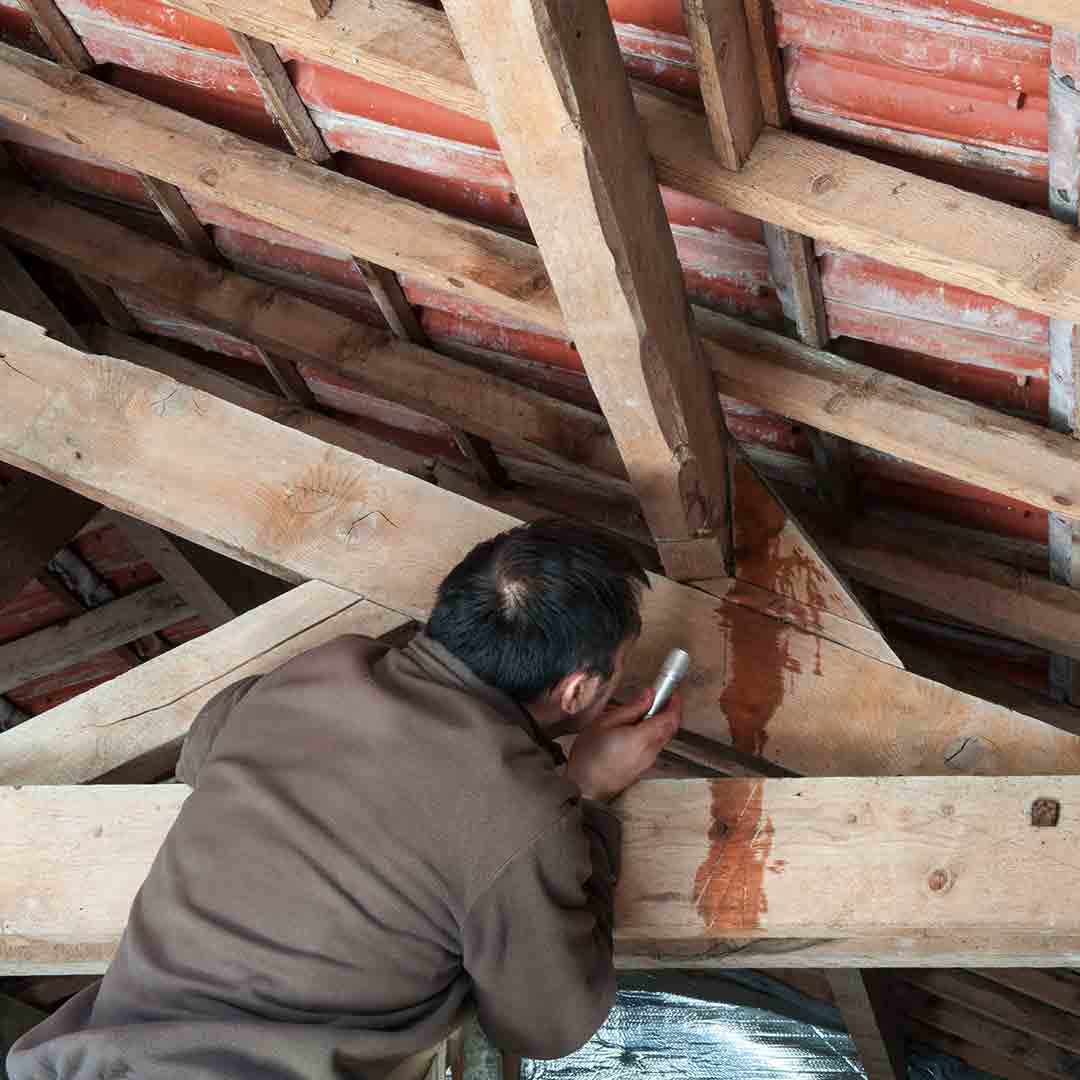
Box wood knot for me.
[1031,798,1060,827]
[708,820,729,842]
[810,173,838,195]
[941,803,955,817]
[927,868,953,893]
[942,734,995,771]
[199,167,220,188]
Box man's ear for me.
[556,669,604,718]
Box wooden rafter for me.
[226,30,506,489]
[444,0,731,579]
[158,0,1080,325]
[4,314,1080,782]
[827,971,905,1080]
[0,582,193,696]
[682,0,763,171]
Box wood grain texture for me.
[905,1019,1052,1080]
[0,582,407,787]
[0,185,620,482]
[616,776,1080,942]
[700,308,1080,519]
[13,777,1080,973]
[5,315,1080,781]
[228,31,332,164]
[683,0,764,169]
[0,44,560,332]
[445,0,731,577]
[0,582,193,695]
[165,0,1080,323]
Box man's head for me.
[426,519,650,733]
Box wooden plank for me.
[904,970,1080,1055]
[8,315,1080,780]
[683,0,764,170]
[0,582,194,695]
[138,176,219,263]
[699,308,1080,521]
[104,512,236,629]
[827,970,905,1080]
[162,0,1080,325]
[821,522,1080,664]
[763,225,828,350]
[0,43,562,333]
[899,980,1080,1080]
[905,1019,1053,1080]
[254,346,320,409]
[444,0,732,578]
[978,970,1080,1018]
[0,184,622,484]
[16,0,93,71]
[741,0,788,128]
[0,582,408,787]
[228,31,332,164]
[15,777,1080,973]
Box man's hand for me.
[566,688,682,803]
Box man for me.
[8,519,681,1079]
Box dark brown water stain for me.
[693,780,777,932]
[716,605,800,758]
[731,459,829,631]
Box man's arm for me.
[462,800,621,1060]
[176,675,262,787]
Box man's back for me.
[8,633,620,1080]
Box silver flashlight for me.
[643,648,690,718]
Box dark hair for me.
[427,519,650,702]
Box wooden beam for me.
[0,582,193,695]
[85,327,577,535]
[899,980,1080,1080]
[0,43,562,332]
[741,0,788,127]
[0,246,98,605]
[682,0,764,170]
[699,308,1080,521]
[13,777,1080,974]
[227,31,332,164]
[827,971,906,1080]
[978,970,1080,1017]
[16,0,93,72]
[224,34,508,489]
[138,176,219,263]
[6,316,1080,784]
[104,512,237,629]
[444,0,732,579]
[0,183,620,485]
[71,273,139,333]
[905,1019,1052,1080]
[818,520,1080,664]
[253,345,320,409]
[903,971,1080,1056]
[160,0,1080,325]
[0,581,408,787]
[6,123,1078,538]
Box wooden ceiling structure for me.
[4,0,1080,1078]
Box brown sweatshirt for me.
[7,634,621,1079]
